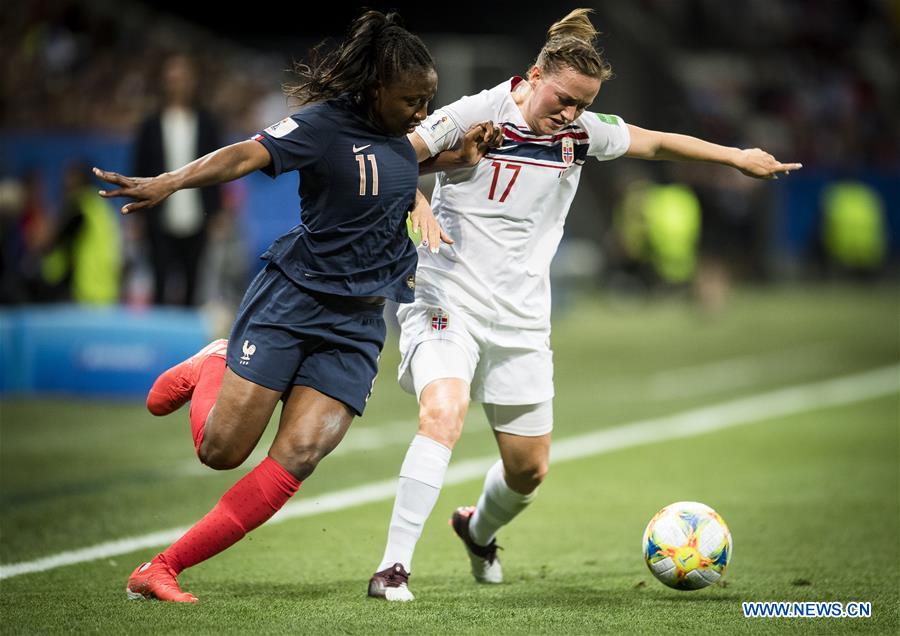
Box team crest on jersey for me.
[561,137,575,166]
[406,275,416,290]
[430,309,448,331]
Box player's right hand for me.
[93,167,175,214]
[733,149,803,180]
[459,121,504,166]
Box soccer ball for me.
[642,501,732,590]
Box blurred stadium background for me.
[1,0,897,396]
[0,1,898,632]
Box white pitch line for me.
[177,415,492,476]
[551,364,898,462]
[646,342,839,400]
[177,343,838,476]
[2,364,896,581]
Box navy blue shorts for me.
[227,263,386,416]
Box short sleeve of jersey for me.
[253,111,329,179]
[580,112,631,161]
[413,86,498,157]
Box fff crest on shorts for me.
[561,137,575,166]
[430,309,448,331]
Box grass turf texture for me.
[1,284,897,633]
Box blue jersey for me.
[253,95,418,302]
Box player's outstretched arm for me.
[94,140,271,214]
[624,124,802,179]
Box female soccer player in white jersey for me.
[368,8,801,601]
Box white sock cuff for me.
[488,459,538,504]
[399,434,451,488]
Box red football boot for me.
[146,339,228,416]
[126,561,198,603]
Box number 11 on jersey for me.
[356,154,379,196]
[488,161,521,203]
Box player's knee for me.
[506,461,548,494]
[418,402,465,448]
[270,444,325,481]
[198,437,248,471]
[532,461,549,485]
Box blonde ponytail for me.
[547,8,599,44]
[534,8,611,81]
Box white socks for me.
[377,440,538,570]
[377,434,451,572]
[468,460,536,546]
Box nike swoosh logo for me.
[352,144,371,153]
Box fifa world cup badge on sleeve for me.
[429,115,454,145]
[264,117,299,138]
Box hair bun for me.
[547,8,598,45]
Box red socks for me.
[156,456,301,574]
[188,356,226,455]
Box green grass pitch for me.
[1,284,897,633]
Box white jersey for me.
[414,77,630,330]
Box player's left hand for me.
[735,149,803,179]
[409,191,453,254]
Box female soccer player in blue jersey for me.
[93,10,469,603]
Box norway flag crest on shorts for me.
[431,309,448,331]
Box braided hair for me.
[533,8,612,81]
[286,10,435,107]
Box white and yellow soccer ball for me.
[642,501,732,590]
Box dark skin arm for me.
[94,140,271,214]
[401,121,504,251]
[410,121,504,175]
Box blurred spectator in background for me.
[610,176,656,290]
[1,0,896,303]
[133,53,223,306]
[609,175,730,312]
[610,177,701,283]
[642,182,702,286]
[35,161,121,303]
[7,170,57,303]
[198,182,251,338]
[0,175,27,303]
[821,180,887,276]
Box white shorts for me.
[397,299,555,407]
[407,342,554,436]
